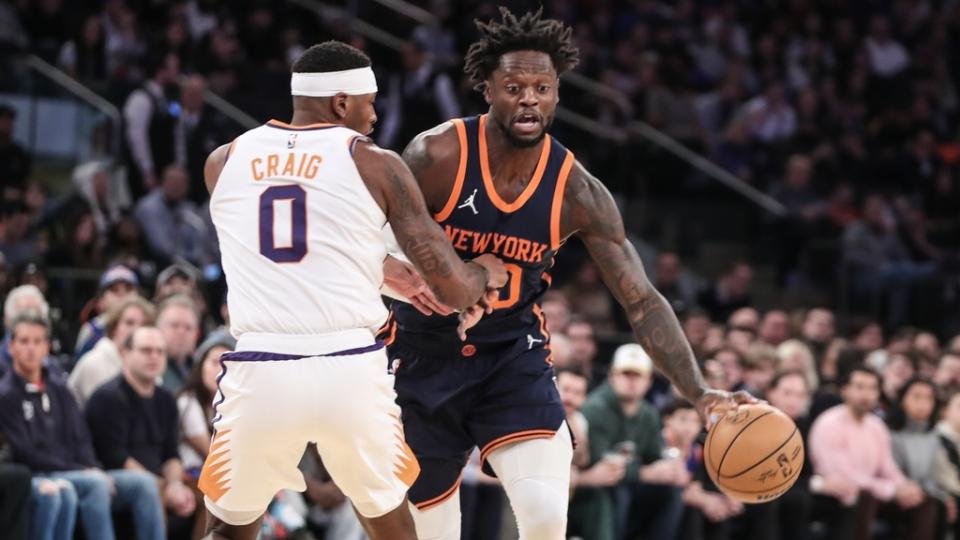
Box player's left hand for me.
[383,256,454,316]
[695,388,760,430]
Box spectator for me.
[887,378,951,535]
[0,105,31,199]
[564,261,617,335]
[671,399,742,540]
[0,201,40,270]
[776,339,820,393]
[740,342,777,397]
[68,296,155,406]
[801,307,836,359]
[557,366,592,471]
[842,194,937,328]
[809,366,932,540]
[567,316,601,386]
[1,285,62,381]
[571,344,688,540]
[177,75,234,204]
[550,332,573,367]
[56,15,108,83]
[74,264,140,361]
[758,309,791,346]
[177,329,234,477]
[134,164,216,267]
[864,16,910,78]
[713,347,744,392]
[742,81,797,143]
[882,352,917,416]
[123,51,180,195]
[0,313,165,540]
[653,251,697,315]
[727,307,759,332]
[934,351,960,391]
[156,294,200,393]
[85,326,197,523]
[682,309,711,358]
[697,261,754,322]
[376,38,460,151]
[540,290,571,335]
[913,331,941,362]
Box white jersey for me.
[211,120,388,343]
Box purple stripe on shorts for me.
[220,341,385,362]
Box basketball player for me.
[382,9,754,539]
[199,41,507,540]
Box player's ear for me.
[332,93,349,120]
[481,81,492,105]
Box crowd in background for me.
[2,0,960,539]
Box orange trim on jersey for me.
[542,272,552,286]
[479,429,557,463]
[549,151,575,250]
[376,312,394,339]
[198,428,233,502]
[392,421,421,487]
[415,470,464,510]
[478,114,551,214]
[532,304,553,365]
[432,119,469,222]
[267,119,335,129]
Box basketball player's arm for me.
[353,140,506,310]
[203,143,231,195]
[563,164,753,418]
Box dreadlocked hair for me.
[463,7,579,91]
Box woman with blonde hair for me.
[776,339,819,393]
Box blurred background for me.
[1,0,960,539]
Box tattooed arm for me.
[354,140,506,310]
[562,163,751,415]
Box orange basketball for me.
[703,403,804,503]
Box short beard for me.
[495,115,553,148]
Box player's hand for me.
[383,255,454,316]
[472,254,508,289]
[695,388,761,429]
[457,289,498,340]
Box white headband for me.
[290,67,378,97]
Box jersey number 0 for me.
[259,185,308,263]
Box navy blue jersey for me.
[387,114,574,353]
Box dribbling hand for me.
[695,388,761,430]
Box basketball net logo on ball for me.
[704,403,805,503]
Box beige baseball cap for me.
[611,344,652,375]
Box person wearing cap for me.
[74,264,139,362]
[569,343,690,540]
[68,296,156,407]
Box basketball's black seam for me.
[716,411,774,475]
[719,460,803,494]
[721,427,800,479]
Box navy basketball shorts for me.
[387,336,566,510]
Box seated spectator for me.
[727,307,760,332]
[2,285,64,381]
[0,105,31,198]
[566,316,602,388]
[177,329,234,477]
[697,261,754,322]
[713,347,744,392]
[0,314,165,540]
[809,366,933,540]
[776,339,820,393]
[740,342,777,397]
[842,194,937,328]
[934,350,960,392]
[881,352,917,417]
[569,344,688,540]
[68,296,154,407]
[156,294,201,393]
[134,164,217,268]
[682,309,712,358]
[758,309,791,346]
[670,399,742,540]
[74,264,140,362]
[887,378,951,534]
[85,326,197,528]
[540,290,571,335]
[653,251,697,315]
[563,261,616,335]
[801,308,836,360]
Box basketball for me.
[704,403,804,503]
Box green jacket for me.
[581,382,663,479]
